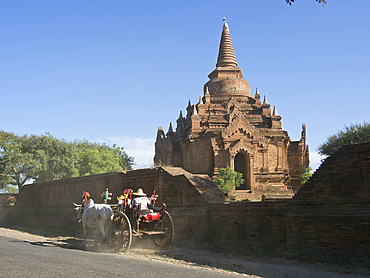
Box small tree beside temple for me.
[300,167,313,185]
[213,166,245,198]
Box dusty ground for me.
[1,227,369,278]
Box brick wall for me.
[2,144,369,257]
[287,142,370,256]
[207,201,292,252]
[2,167,224,240]
[16,172,126,207]
[287,138,309,192]
[287,199,370,255]
[181,137,214,175]
[294,142,369,200]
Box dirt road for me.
[0,227,368,278]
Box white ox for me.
[74,199,114,244]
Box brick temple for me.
[154,21,309,200]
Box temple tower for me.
[154,21,309,200]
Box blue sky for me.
[1,0,369,170]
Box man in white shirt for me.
[131,188,151,215]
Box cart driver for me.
[131,188,163,217]
[131,188,152,215]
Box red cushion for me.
[142,212,160,221]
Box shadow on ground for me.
[2,225,370,277]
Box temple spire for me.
[192,105,198,116]
[263,95,269,105]
[216,19,238,68]
[198,95,204,105]
[168,122,173,133]
[255,87,260,98]
[255,87,261,104]
[204,86,211,103]
[273,105,279,116]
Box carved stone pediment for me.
[229,138,256,157]
[222,112,269,147]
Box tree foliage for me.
[213,166,245,196]
[300,167,313,185]
[318,122,369,156]
[25,133,79,183]
[0,131,134,192]
[74,142,130,176]
[0,132,38,189]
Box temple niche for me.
[154,21,309,201]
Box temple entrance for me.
[234,152,251,190]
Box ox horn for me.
[73,203,82,207]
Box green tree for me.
[112,144,134,171]
[0,131,40,190]
[300,167,313,185]
[74,141,133,176]
[0,131,134,192]
[3,185,19,194]
[25,133,79,182]
[318,122,369,156]
[213,166,245,196]
[76,147,120,176]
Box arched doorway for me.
[234,152,251,190]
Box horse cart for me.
[109,189,175,253]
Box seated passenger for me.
[131,188,151,215]
[131,188,161,220]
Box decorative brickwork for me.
[155,21,309,201]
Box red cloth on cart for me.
[142,212,160,221]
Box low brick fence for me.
[287,199,370,256]
[2,199,369,257]
[1,143,369,258]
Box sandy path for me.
[1,227,368,278]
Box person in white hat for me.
[131,188,151,215]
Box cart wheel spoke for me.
[153,211,175,248]
[111,212,132,253]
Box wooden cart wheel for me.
[111,212,132,253]
[153,211,175,248]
